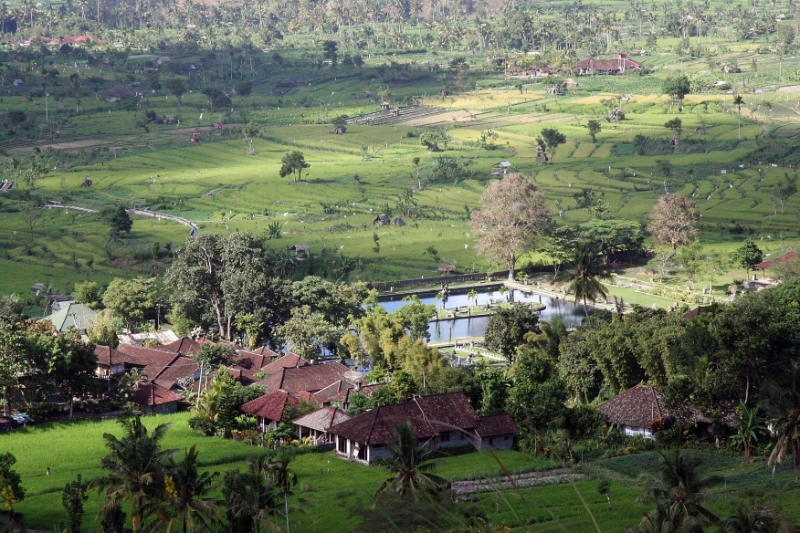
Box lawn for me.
[5,413,800,532]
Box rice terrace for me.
[3,0,800,532]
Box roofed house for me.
[162,337,210,357]
[41,302,96,334]
[577,53,643,76]
[261,352,309,375]
[291,243,310,260]
[328,392,518,464]
[596,384,709,439]
[491,161,513,175]
[30,283,46,295]
[130,382,184,414]
[438,264,456,275]
[294,406,352,444]
[259,362,353,395]
[755,251,797,272]
[232,346,280,371]
[95,345,126,379]
[114,345,199,393]
[107,86,134,102]
[373,214,391,227]
[240,390,309,432]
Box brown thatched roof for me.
[597,384,710,428]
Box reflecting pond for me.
[378,287,589,343]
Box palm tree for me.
[93,417,177,533]
[559,242,608,314]
[269,458,297,533]
[164,446,220,533]
[719,502,778,533]
[467,289,478,316]
[222,455,278,533]
[374,422,450,504]
[630,502,702,533]
[639,450,723,530]
[733,94,744,139]
[762,362,800,481]
[730,402,766,457]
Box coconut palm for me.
[558,241,608,314]
[639,450,723,530]
[630,502,702,533]
[719,502,778,533]
[467,289,478,308]
[164,446,220,533]
[762,362,800,481]
[93,417,177,533]
[730,402,766,457]
[733,94,744,139]
[269,457,297,533]
[374,422,450,504]
[222,455,278,533]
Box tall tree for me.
[648,194,699,280]
[640,450,723,530]
[484,304,541,362]
[539,128,567,161]
[470,173,551,278]
[62,475,89,533]
[559,241,608,313]
[763,362,800,481]
[269,456,297,533]
[102,277,155,332]
[732,94,744,139]
[164,446,220,533]
[222,456,278,533]
[374,422,449,503]
[731,241,763,278]
[166,79,186,111]
[279,151,310,183]
[93,417,176,533]
[243,122,260,156]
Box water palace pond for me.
[378,286,589,343]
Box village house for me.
[577,53,643,76]
[130,382,184,415]
[94,345,126,379]
[328,392,518,464]
[232,346,281,370]
[41,302,96,335]
[260,352,309,375]
[596,384,709,439]
[259,361,353,395]
[294,406,353,444]
[291,243,310,260]
[240,390,309,432]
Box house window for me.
[505,436,510,441]
[337,437,347,454]
[488,438,494,446]
[440,432,450,442]
[357,443,367,461]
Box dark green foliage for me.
[484,304,541,362]
[731,241,763,276]
[279,151,310,183]
[507,348,567,431]
[100,206,132,236]
[663,75,691,104]
[62,474,89,533]
[195,344,234,369]
[0,452,25,505]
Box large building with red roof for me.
[328,392,518,464]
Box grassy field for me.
[3,38,800,300]
[3,414,800,532]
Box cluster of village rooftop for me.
[30,302,697,466]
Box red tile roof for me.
[755,251,797,270]
[261,353,309,375]
[130,383,184,406]
[293,406,352,432]
[94,345,126,366]
[577,54,643,72]
[232,352,271,371]
[261,362,351,394]
[240,391,301,422]
[475,413,519,437]
[597,384,709,428]
[328,392,489,445]
[161,337,209,357]
[148,355,199,390]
